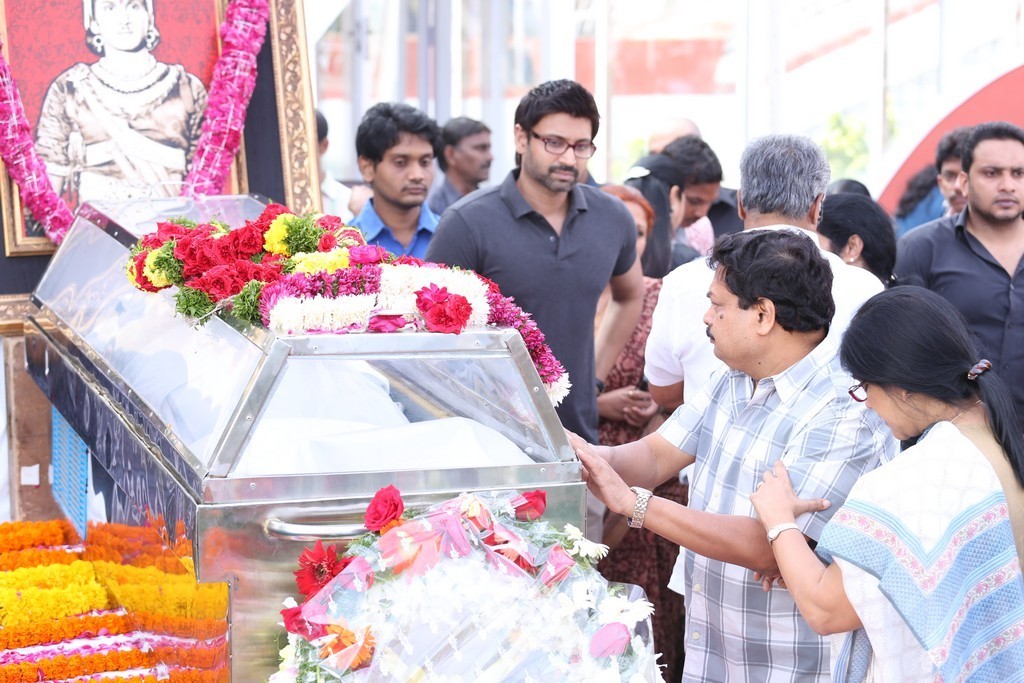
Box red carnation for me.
[293,539,348,600]
[511,490,547,521]
[316,214,343,231]
[231,222,267,258]
[365,485,404,532]
[189,265,244,301]
[129,252,160,292]
[155,221,190,241]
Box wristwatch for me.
[766,522,801,545]
[627,486,653,529]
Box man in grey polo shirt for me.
[426,80,644,535]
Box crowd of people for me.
[315,80,1024,681]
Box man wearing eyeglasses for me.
[426,79,644,542]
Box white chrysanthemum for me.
[377,264,490,326]
[545,374,572,407]
[268,294,376,334]
[597,594,655,627]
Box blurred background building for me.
[306,0,1024,201]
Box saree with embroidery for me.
[817,421,1024,682]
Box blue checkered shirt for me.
[659,339,896,682]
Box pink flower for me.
[589,622,631,658]
[365,485,404,532]
[367,314,408,333]
[349,245,392,265]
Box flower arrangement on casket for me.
[271,487,662,683]
[123,204,569,405]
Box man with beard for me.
[896,121,1024,428]
[426,80,644,541]
[350,102,443,258]
[428,117,493,216]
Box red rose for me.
[415,285,473,334]
[254,203,290,231]
[318,233,338,252]
[281,603,327,639]
[364,485,404,532]
[393,255,427,266]
[511,490,547,521]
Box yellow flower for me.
[292,248,351,274]
[142,249,172,288]
[264,214,296,256]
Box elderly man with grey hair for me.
[645,134,883,413]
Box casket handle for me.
[263,517,367,541]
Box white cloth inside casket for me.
[233,358,533,475]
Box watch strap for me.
[627,486,653,529]
[766,522,801,544]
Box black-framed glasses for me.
[848,382,868,402]
[529,131,596,159]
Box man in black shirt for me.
[895,121,1024,428]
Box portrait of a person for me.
[33,0,208,207]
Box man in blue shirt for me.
[351,103,443,258]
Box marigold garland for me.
[0,582,110,628]
[0,520,67,553]
[0,647,151,683]
[0,546,79,572]
[0,611,133,650]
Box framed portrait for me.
[0,0,318,258]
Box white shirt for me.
[321,174,354,223]
[644,225,884,404]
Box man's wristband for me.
[595,378,606,395]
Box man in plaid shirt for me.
[574,229,895,682]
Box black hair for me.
[818,193,897,285]
[934,126,972,169]
[315,110,328,144]
[625,172,673,278]
[840,287,1024,485]
[826,178,871,197]
[514,79,600,138]
[962,121,1024,173]
[355,102,442,165]
[661,135,724,185]
[708,230,835,333]
[437,117,490,172]
[895,165,939,219]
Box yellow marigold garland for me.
[0,582,110,628]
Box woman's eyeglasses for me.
[848,382,868,402]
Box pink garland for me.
[0,0,269,247]
[182,0,270,196]
[0,44,74,244]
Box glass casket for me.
[24,196,586,681]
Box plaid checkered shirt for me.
[659,339,896,682]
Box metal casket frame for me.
[25,196,586,681]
